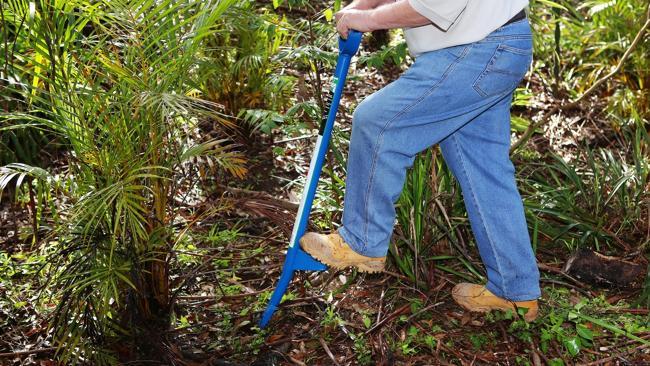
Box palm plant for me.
[0,0,58,167]
[1,0,245,363]
[199,2,297,137]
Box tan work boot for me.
[299,231,385,273]
[452,283,539,322]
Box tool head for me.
[338,30,362,57]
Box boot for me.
[299,231,385,273]
[452,283,539,322]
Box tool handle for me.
[258,30,364,329]
[339,30,363,57]
[334,30,362,78]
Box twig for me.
[538,263,590,289]
[365,303,411,335]
[216,184,298,211]
[319,337,341,366]
[274,133,319,145]
[532,340,552,366]
[288,356,307,366]
[274,127,351,145]
[583,343,650,366]
[436,342,469,364]
[176,289,267,302]
[279,294,327,308]
[540,278,593,298]
[381,269,411,282]
[376,286,386,324]
[237,232,287,244]
[603,308,649,315]
[511,3,650,153]
[0,347,58,358]
[403,301,445,324]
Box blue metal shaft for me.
[259,31,362,328]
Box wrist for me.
[367,7,384,31]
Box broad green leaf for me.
[362,314,371,328]
[576,323,593,341]
[324,8,333,22]
[564,337,581,356]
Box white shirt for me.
[405,0,529,57]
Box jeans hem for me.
[485,281,541,302]
[337,226,387,258]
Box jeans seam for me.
[481,35,532,42]
[450,133,509,298]
[361,45,474,250]
[499,44,532,55]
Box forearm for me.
[369,0,431,29]
[346,0,396,10]
[370,0,398,7]
[335,0,431,38]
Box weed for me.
[469,333,490,350]
[351,333,373,365]
[205,225,242,246]
[321,304,344,329]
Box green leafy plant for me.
[0,0,245,363]
[200,2,297,137]
[351,332,373,365]
[534,288,649,360]
[521,145,648,251]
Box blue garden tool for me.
[259,30,363,328]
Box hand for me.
[335,8,377,39]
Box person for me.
[299,0,542,322]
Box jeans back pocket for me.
[472,42,532,98]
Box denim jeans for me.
[337,18,541,301]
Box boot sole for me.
[300,241,384,273]
[311,251,384,273]
[452,293,538,322]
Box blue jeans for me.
[337,18,541,301]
